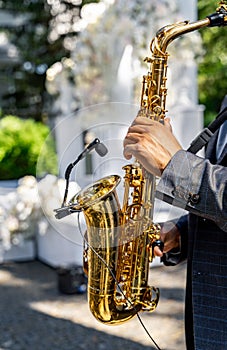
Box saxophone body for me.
[65,3,227,325]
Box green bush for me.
[0,115,58,180]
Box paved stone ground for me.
[0,260,187,350]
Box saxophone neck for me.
[140,3,227,120]
[151,2,227,54]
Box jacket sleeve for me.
[156,150,227,232]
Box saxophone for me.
[55,2,227,325]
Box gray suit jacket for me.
[156,126,227,349]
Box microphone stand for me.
[54,138,108,219]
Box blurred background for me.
[0,0,226,349]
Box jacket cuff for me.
[156,150,205,210]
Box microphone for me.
[61,138,108,208]
[77,138,108,161]
[95,141,108,157]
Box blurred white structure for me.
[52,0,203,192]
[167,0,204,151]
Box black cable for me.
[136,313,162,350]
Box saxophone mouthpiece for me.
[208,1,227,26]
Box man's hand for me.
[123,117,182,176]
[154,222,181,257]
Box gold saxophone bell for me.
[56,2,227,326]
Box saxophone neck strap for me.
[187,106,227,154]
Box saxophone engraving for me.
[55,2,227,325]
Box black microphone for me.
[61,138,108,207]
[95,141,108,157]
[77,138,108,161]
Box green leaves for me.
[0,115,57,180]
[198,0,227,124]
[0,0,99,121]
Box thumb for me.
[154,246,163,257]
[164,117,172,132]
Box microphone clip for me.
[54,205,80,219]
